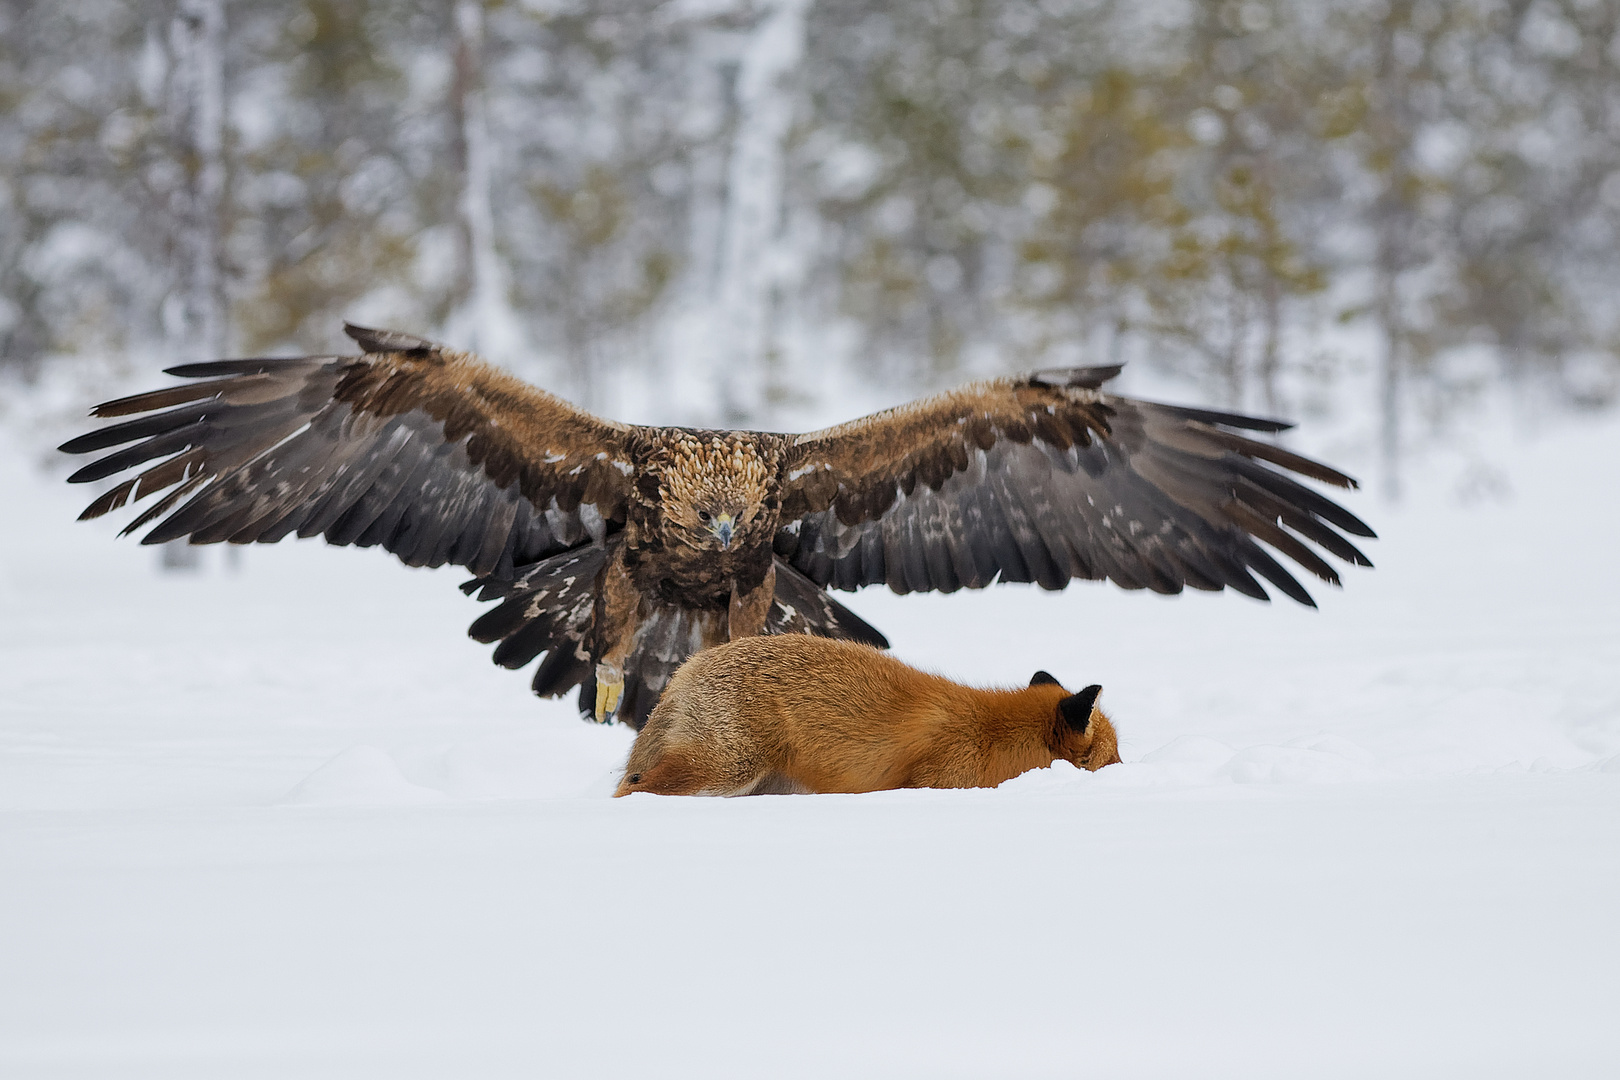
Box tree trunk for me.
[710,0,812,419]
[448,0,513,363]
[163,0,226,572]
[1223,286,1247,410]
[1376,224,1403,503]
[168,0,226,364]
[1258,274,1282,417]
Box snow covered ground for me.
[2,410,1617,1079]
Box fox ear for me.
[1030,670,1061,687]
[1059,684,1102,733]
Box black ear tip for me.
[1059,684,1103,732]
[1030,670,1061,687]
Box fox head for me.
[1030,671,1121,771]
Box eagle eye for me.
[697,510,711,522]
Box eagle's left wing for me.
[776,367,1374,605]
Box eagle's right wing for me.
[60,324,640,577]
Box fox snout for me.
[1078,711,1121,770]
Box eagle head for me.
[658,434,774,552]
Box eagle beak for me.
[711,513,735,549]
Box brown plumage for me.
[60,323,1375,728]
[616,635,1121,796]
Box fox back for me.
[614,635,1120,797]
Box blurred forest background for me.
[2,0,1618,498]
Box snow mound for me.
[278,746,448,807]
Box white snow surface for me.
[2,414,1618,1079]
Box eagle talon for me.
[594,664,625,724]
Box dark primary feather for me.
[777,368,1374,606]
[59,330,636,577]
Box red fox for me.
[614,635,1120,797]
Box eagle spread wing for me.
[62,327,1374,729]
[776,366,1374,606]
[59,324,636,578]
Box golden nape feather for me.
[61,324,1374,728]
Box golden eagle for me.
[61,324,1374,727]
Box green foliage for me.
[797,0,1620,420]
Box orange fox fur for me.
[614,635,1121,797]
